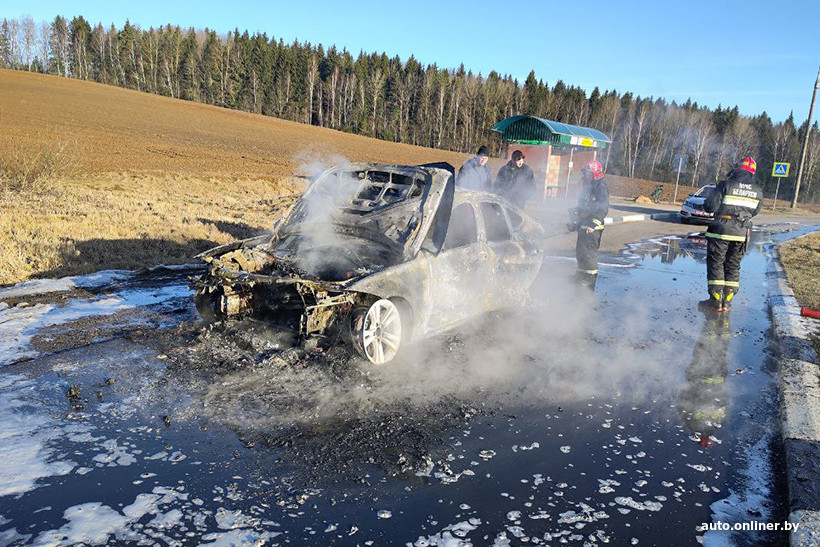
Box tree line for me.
[2,15,818,203]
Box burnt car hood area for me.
[193,162,545,365]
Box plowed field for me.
[0,69,468,178]
[0,70,473,284]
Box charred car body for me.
[193,163,545,365]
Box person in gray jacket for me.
[457,145,491,192]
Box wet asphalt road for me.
[0,222,818,546]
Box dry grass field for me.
[780,231,820,311]
[2,69,818,287]
[780,231,820,357]
[0,69,471,285]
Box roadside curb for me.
[767,241,820,546]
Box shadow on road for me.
[38,237,218,279]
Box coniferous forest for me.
[2,15,819,203]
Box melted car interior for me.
[347,170,426,214]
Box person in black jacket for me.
[699,157,763,312]
[571,160,610,291]
[493,150,535,209]
[457,145,492,192]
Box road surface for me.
[0,218,817,546]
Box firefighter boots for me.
[719,287,736,312]
[698,289,723,312]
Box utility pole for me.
[792,63,820,208]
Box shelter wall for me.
[505,145,598,200]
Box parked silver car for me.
[679,184,716,224]
[193,162,545,365]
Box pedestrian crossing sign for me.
[772,162,790,177]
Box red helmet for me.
[582,160,605,180]
[736,157,756,175]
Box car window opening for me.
[441,203,477,251]
[481,202,511,242]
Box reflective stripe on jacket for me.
[577,179,609,230]
[704,170,763,239]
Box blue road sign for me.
[772,162,790,177]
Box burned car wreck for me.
[193,162,545,365]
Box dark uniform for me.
[702,160,763,311]
[494,160,535,209]
[574,162,610,291]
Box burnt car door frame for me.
[422,199,491,332]
[477,199,537,309]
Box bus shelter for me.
[491,115,612,200]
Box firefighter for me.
[699,157,763,312]
[572,160,609,291]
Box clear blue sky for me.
[4,0,818,124]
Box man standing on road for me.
[699,157,763,312]
[493,150,535,209]
[572,160,609,292]
[457,145,492,192]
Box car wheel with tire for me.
[349,298,404,365]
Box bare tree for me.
[369,67,385,136]
[803,127,820,199]
[306,53,317,124]
[22,16,35,70]
[646,103,672,179]
[769,122,791,163]
[688,111,714,187]
[6,18,19,67]
[49,16,70,77]
[590,94,620,170]
[623,99,650,178]
[38,21,50,72]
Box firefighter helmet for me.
[736,157,756,175]
[582,160,605,181]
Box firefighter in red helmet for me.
[570,160,609,291]
[699,157,763,312]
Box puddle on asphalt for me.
[1,224,816,545]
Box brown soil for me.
[2,69,818,287]
[0,69,469,179]
[0,70,475,285]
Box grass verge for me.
[0,174,303,286]
[779,230,820,359]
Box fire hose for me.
[801,307,820,319]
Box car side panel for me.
[344,259,430,341]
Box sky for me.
[3,0,819,124]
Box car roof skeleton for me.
[278,163,455,261]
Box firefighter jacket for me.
[576,178,610,231]
[704,170,763,241]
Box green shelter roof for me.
[492,115,612,149]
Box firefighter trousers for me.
[576,229,603,287]
[706,238,744,296]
